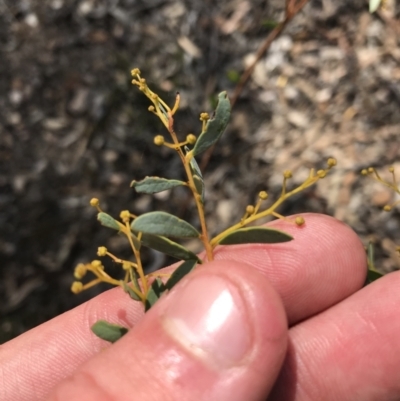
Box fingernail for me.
[163,275,252,368]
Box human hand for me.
[1,214,399,401]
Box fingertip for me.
[215,213,367,323]
[48,260,288,401]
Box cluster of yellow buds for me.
[237,158,336,228]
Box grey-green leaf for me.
[97,212,121,231]
[140,233,200,261]
[217,227,293,245]
[193,91,231,156]
[165,259,197,291]
[91,320,128,343]
[122,281,141,301]
[186,147,203,178]
[131,212,200,238]
[193,175,205,203]
[145,278,165,311]
[131,176,186,194]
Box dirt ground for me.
[1,0,400,342]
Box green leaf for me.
[131,176,186,194]
[186,146,203,178]
[165,259,198,291]
[122,281,141,301]
[365,269,384,284]
[140,233,200,261]
[185,146,205,203]
[131,211,200,238]
[91,320,129,343]
[145,278,165,311]
[369,0,382,13]
[217,227,293,245]
[97,212,121,231]
[193,175,205,203]
[192,91,231,156]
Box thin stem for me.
[211,170,319,247]
[125,222,148,295]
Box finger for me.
[47,260,287,401]
[0,214,366,401]
[215,213,367,323]
[269,271,400,401]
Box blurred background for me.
[1,0,399,342]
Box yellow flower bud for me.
[154,135,164,146]
[71,281,83,294]
[186,134,196,145]
[120,210,131,222]
[200,112,210,121]
[258,191,268,200]
[327,158,337,167]
[74,263,87,280]
[295,216,305,226]
[368,167,374,173]
[361,169,368,176]
[383,205,392,212]
[283,170,292,179]
[91,260,103,269]
[131,68,140,76]
[317,170,327,178]
[122,261,131,270]
[97,246,108,257]
[388,166,394,173]
[246,205,255,214]
[90,198,99,207]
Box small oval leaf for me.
[131,212,200,238]
[91,320,128,343]
[165,259,197,291]
[193,91,231,156]
[131,176,186,194]
[145,278,165,311]
[140,233,200,261]
[97,212,122,231]
[217,227,293,245]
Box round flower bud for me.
[200,112,210,121]
[97,246,107,257]
[258,191,268,200]
[154,135,164,146]
[91,260,103,269]
[74,263,87,280]
[246,205,255,214]
[383,205,392,212]
[368,167,374,173]
[131,68,140,76]
[90,198,99,207]
[71,281,83,294]
[361,169,368,176]
[283,170,292,179]
[327,158,337,167]
[122,261,131,270]
[120,210,131,222]
[186,134,196,145]
[317,170,327,178]
[295,216,305,226]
